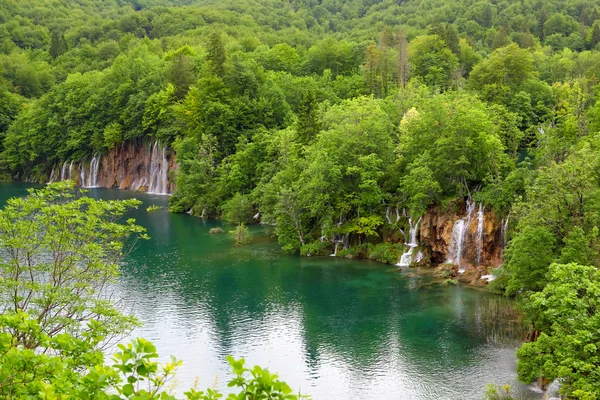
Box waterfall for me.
[84,155,101,188]
[395,203,400,223]
[397,217,421,267]
[330,241,339,257]
[385,207,392,224]
[447,198,476,273]
[79,162,85,187]
[476,203,484,265]
[68,160,74,181]
[48,166,56,183]
[147,141,170,195]
[501,213,510,247]
[60,161,68,181]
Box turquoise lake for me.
[0,183,541,400]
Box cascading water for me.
[385,207,392,224]
[147,141,170,195]
[447,198,476,272]
[68,160,74,181]
[60,161,68,181]
[476,203,484,265]
[397,217,421,267]
[501,213,510,247]
[330,212,345,256]
[48,166,56,183]
[83,155,101,188]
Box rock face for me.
[420,198,504,273]
[49,139,176,194]
[97,140,176,194]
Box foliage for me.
[368,243,400,264]
[230,223,250,246]
[209,227,225,234]
[0,181,145,349]
[484,384,515,400]
[0,313,305,399]
[516,263,600,398]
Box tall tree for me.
[207,31,226,78]
[397,28,409,88]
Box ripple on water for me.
[0,184,543,400]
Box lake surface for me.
[0,183,540,400]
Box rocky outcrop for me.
[420,199,504,273]
[49,139,177,194]
[97,140,176,193]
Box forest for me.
[1,0,600,397]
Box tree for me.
[517,263,600,398]
[397,28,409,88]
[49,31,68,59]
[503,225,556,296]
[223,192,254,224]
[590,23,600,49]
[408,35,458,91]
[0,182,145,350]
[206,31,226,77]
[469,44,535,105]
[296,86,321,144]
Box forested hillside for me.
[1,0,600,395]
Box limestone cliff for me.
[420,200,504,269]
[417,199,506,283]
[50,139,176,194]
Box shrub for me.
[368,243,400,264]
[300,240,331,256]
[209,227,224,234]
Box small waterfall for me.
[395,203,400,223]
[476,203,484,265]
[397,217,421,267]
[79,162,85,186]
[330,212,345,256]
[501,213,510,247]
[60,161,68,181]
[48,166,56,183]
[84,155,101,188]
[447,198,476,272]
[385,207,392,224]
[147,141,170,195]
[330,241,339,257]
[68,160,74,181]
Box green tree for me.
[0,183,145,349]
[517,263,600,398]
[503,225,556,296]
[49,31,68,59]
[408,35,458,90]
[207,31,226,78]
[469,44,535,105]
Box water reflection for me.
[0,184,538,400]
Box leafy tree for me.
[223,192,254,224]
[0,182,145,349]
[207,32,226,78]
[49,31,68,59]
[408,34,458,90]
[517,263,600,398]
[503,225,556,296]
[469,44,535,105]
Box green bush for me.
[368,243,400,264]
[300,240,331,256]
[209,227,224,234]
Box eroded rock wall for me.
[419,199,504,270]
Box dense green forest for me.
[1,0,600,396]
